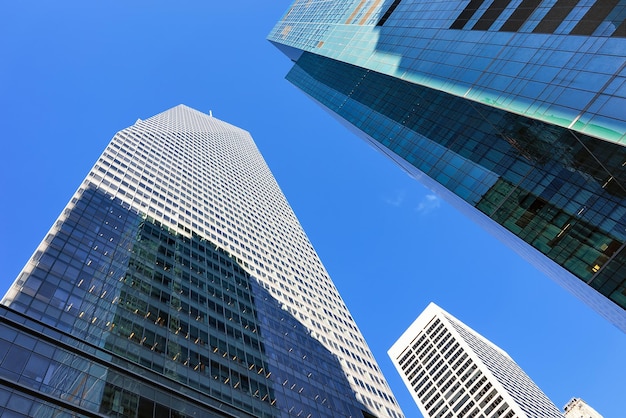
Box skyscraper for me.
[563,398,603,418]
[389,303,564,418]
[0,105,403,418]
[268,1,626,332]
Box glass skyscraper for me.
[268,1,626,331]
[0,105,403,418]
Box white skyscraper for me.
[563,398,603,418]
[389,303,563,418]
[0,105,402,418]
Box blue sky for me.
[1,2,624,417]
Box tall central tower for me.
[0,105,403,418]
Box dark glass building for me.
[0,106,403,418]
[268,0,626,332]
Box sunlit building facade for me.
[268,0,626,332]
[563,397,603,418]
[389,303,564,418]
[0,105,403,418]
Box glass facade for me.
[270,0,625,143]
[1,106,403,418]
[0,304,250,418]
[268,0,626,332]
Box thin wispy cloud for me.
[416,193,441,214]
[384,191,405,207]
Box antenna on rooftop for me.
[209,110,213,117]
